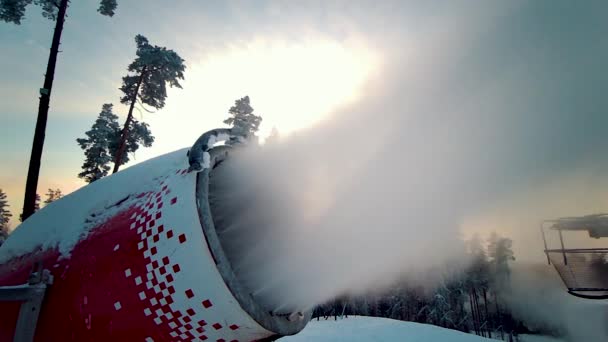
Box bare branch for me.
[136,98,157,114]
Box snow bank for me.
[0,149,189,263]
[279,316,497,341]
[519,335,564,342]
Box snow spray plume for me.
[210,0,608,318]
[504,263,608,341]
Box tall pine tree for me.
[1,0,117,221]
[78,103,154,182]
[0,189,11,243]
[224,96,262,140]
[109,117,154,166]
[487,232,515,280]
[112,34,185,173]
[77,104,120,183]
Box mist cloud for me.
[206,1,608,318]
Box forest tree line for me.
[312,233,531,341]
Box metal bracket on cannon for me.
[188,128,237,172]
[0,262,53,342]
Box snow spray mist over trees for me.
[208,1,608,323]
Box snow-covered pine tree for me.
[77,104,121,183]
[487,232,515,279]
[224,96,263,141]
[44,188,63,205]
[109,117,154,166]
[1,0,117,221]
[112,34,185,173]
[466,235,490,291]
[486,233,516,336]
[0,189,11,243]
[79,104,154,178]
[463,235,496,336]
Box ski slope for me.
[279,316,497,341]
[280,317,566,342]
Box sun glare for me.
[159,37,379,143]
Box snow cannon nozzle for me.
[188,128,234,172]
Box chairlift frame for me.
[541,216,608,300]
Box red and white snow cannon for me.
[0,129,310,342]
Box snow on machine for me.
[0,129,310,342]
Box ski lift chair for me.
[541,214,608,299]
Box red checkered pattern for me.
[0,159,274,341]
[123,174,242,341]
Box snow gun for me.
[0,129,310,342]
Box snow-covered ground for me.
[519,335,564,342]
[279,317,565,342]
[280,316,497,341]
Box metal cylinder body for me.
[0,145,309,341]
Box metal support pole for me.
[0,262,53,342]
[558,229,568,265]
[13,285,47,342]
[540,222,551,265]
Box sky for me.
[0,0,380,227]
[1,0,608,264]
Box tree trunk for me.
[472,289,483,337]
[112,66,147,173]
[469,290,478,335]
[22,0,69,221]
[494,292,504,340]
[483,288,489,328]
